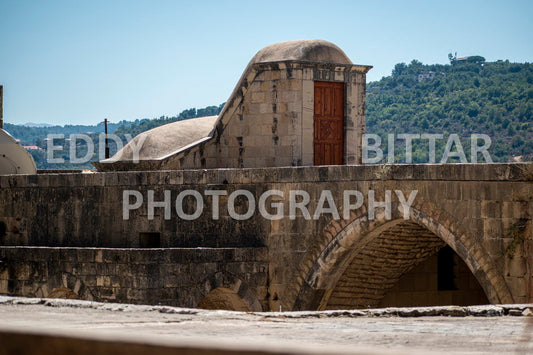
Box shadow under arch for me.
[197,272,263,312]
[292,201,513,311]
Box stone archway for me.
[292,201,513,310]
[197,272,262,312]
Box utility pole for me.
[0,85,3,129]
[104,118,110,159]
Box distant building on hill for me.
[453,56,486,65]
[23,145,43,151]
[417,71,436,82]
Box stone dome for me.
[99,116,217,163]
[94,39,365,171]
[249,39,353,65]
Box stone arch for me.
[197,287,253,312]
[47,286,81,300]
[42,272,96,301]
[197,272,262,312]
[292,201,513,310]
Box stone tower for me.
[95,40,372,171]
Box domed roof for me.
[249,39,353,65]
[0,129,37,174]
[99,115,217,163]
[94,40,366,171]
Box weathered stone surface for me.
[0,297,532,355]
[0,163,531,310]
[94,40,371,171]
[0,247,267,310]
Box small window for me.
[139,232,160,248]
[437,246,457,290]
[0,220,6,239]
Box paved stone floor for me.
[0,297,532,355]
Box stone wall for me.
[0,163,531,309]
[163,62,369,170]
[0,246,267,311]
[94,40,372,172]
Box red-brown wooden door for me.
[314,81,344,165]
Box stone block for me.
[246,103,261,115]
[248,123,263,136]
[249,81,262,93]
[505,256,528,277]
[96,276,105,287]
[286,68,303,80]
[260,124,274,136]
[303,68,313,80]
[250,91,266,103]
[287,102,302,113]
[482,238,504,256]
[302,153,313,165]
[0,279,7,293]
[271,70,281,80]
[259,103,273,114]
[505,276,527,298]
[254,71,268,82]
[260,81,272,92]
[483,219,503,238]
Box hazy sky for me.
[1,0,531,126]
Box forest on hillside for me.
[4,58,531,168]
[366,58,532,162]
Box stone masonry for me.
[0,163,531,311]
[94,40,371,171]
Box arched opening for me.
[196,287,252,311]
[378,246,489,307]
[323,221,490,309]
[293,204,513,311]
[44,273,96,302]
[46,287,80,300]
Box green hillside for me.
[111,58,532,163]
[113,103,224,138]
[366,58,532,162]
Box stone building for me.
[94,40,372,171]
[1,40,531,312]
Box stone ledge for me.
[0,163,531,188]
[0,296,531,318]
[0,246,268,263]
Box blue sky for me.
[0,0,531,126]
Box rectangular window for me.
[139,232,161,248]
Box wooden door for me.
[314,81,344,165]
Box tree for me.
[366,59,532,163]
[448,52,457,64]
[467,56,486,63]
[392,63,407,77]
